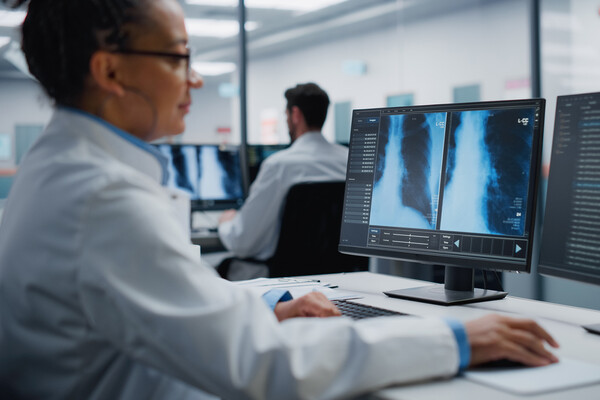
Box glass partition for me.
[539,0,600,310]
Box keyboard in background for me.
[191,210,223,231]
[332,299,408,320]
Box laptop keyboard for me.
[332,299,408,320]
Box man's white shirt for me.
[218,132,349,260]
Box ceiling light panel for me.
[192,61,236,76]
[0,10,26,27]
[185,18,258,38]
[0,36,10,48]
[186,0,346,12]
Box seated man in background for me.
[218,82,348,260]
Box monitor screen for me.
[154,144,245,211]
[539,92,600,286]
[246,144,289,184]
[339,99,545,305]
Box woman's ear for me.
[89,51,126,97]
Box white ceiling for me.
[0,0,496,80]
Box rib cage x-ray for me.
[370,107,535,236]
[370,113,446,229]
[158,145,243,201]
[441,109,534,236]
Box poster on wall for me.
[386,93,414,107]
[334,101,352,145]
[15,125,43,165]
[259,108,280,144]
[0,133,15,200]
[504,78,531,100]
[0,133,11,161]
[453,84,481,103]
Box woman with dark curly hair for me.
[0,1,558,399]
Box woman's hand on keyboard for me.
[274,292,342,322]
[466,314,560,367]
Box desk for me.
[303,271,600,400]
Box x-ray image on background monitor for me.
[154,144,244,210]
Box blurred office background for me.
[1,0,599,309]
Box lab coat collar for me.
[52,107,169,185]
[291,131,326,148]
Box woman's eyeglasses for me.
[113,48,192,78]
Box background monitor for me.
[154,144,245,211]
[246,144,289,184]
[339,99,545,305]
[539,92,600,334]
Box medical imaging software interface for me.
[339,101,543,271]
[155,144,244,210]
[539,92,600,285]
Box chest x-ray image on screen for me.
[371,112,446,230]
[441,108,535,236]
[340,99,544,305]
[155,144,244,211]
[371,107,535,237]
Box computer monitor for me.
[539,92,600,334]
[154,144,245,211]
[246,144,289,184]
[339,99,545,305]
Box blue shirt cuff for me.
[444,318,470,371]
[262,289,293,311]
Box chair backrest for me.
[267,181,369,277]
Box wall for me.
[0,78,52,169]
[0,77,233,148]
[243,0,530,144]
[181,78,234,144]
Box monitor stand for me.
[384,266,507,306]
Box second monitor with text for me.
[339,99,545,305]
[539,92,600,334]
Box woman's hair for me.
[2,0,150,106]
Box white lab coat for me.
[219,132,348,260]
[0,109,460,400]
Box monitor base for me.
[384,284,507,306]
[583,323,600,335]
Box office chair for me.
[217,181,369,280]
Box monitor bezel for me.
[338,98,546,275]
[246,144,290,185]
[538,92,600,286]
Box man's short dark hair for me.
[284,83,330,130]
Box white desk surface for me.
[302,271,600,400]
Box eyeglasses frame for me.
[112,48,192,78]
